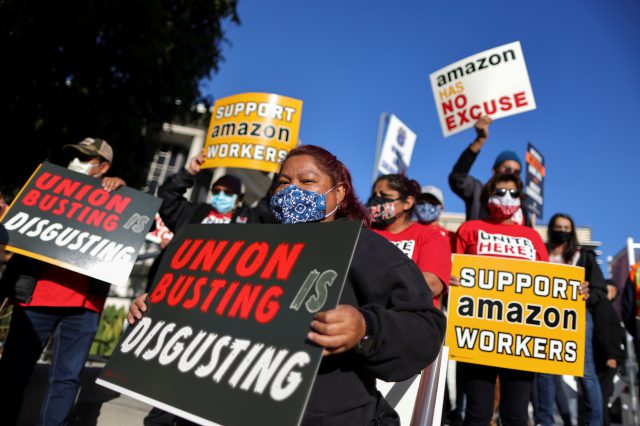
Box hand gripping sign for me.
[446,254,585,376]
[429,41,536,137]
[97,221,362,426]
[203,92,303,173]
[0,162,161,286]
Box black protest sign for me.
[523,143,545,219]
[0,162,161,286]
[97,221,362,426]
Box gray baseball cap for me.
[64,137,113,163]
[420,184,444,206]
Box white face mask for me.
[67,157,96,175]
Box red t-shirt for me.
[456,219,549,262]
[374,222,452,296]
[20,264,106,312]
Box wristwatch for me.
[355,310,376,354]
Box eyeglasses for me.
[212,188,235,196]
[493,188,521,198]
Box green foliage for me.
[90,304,127,357]
[0,0,239,196]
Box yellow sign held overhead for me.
[202,92,303,173]
[446,254,586,376]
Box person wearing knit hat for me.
[448,116,529,225]
[492,150,522,173]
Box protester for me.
[593,280,626,426]
[129,145,446,425]
[0,191,8,217]
[411,184,463,425]
[448,116,527,225]
[157,150,249,231]
[455,172,549,425]
[414,184,456,246]
[247,173,279,224]
[0,137,125,425]
[0,191,11,276]
[537,213,608,426]
[621,262,640,378]
[367,174,452,301]
[143,152,252,426]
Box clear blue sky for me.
[202,0,640,269]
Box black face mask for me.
[367,196,398,228]
[549,230,573,245]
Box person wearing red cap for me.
[0,137,125,425]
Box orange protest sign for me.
[202,92,303,173]
[446,254,585,376]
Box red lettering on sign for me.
[260,242,305,281]
[446,115,457,130]
[22,189,41,206]
[182,277,208,310]
[255,286,283,324]
[514,91,528,107]
[236,242,269,277]
[170,239,204,270]
[150,273,174,303]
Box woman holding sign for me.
[367,174,452,303]
[455,172,549,426]
[130,145,446,426]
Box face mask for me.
[367,196,398,228]
[210,191,237,214]
[68,158,96,175]
[415,202,441,224]
[270,184,337,224]
[487,195,521,221]
[549,230,572,245]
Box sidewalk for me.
[18,362,151,426]
[19,361,629,425]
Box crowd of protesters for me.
[0,116,636,426]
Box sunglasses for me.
[493,188,521,198]
[212,188,235,196]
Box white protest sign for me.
[429,41,536,137]
[376,114,417,175]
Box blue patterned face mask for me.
[415,202,441,224]
[210,191,237,214]
[270,184,338,224]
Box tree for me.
[0,0,239,195]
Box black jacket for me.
[302,227,446,426]
[576,248,608,310]
[449,147,487,221]
[592,297,626,368]
[157,169,249,233]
